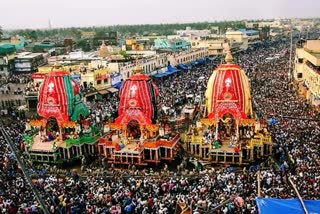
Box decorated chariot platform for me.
[23,66,102,163]
[182,51,273,165]
[98,65,180,165]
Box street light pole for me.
[288,28,293,82]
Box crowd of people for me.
[0,34,319,214]
[0,73,32,85]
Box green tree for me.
[76,39,91,51]
[70,28,81,40]
[29,30,38,41]
[119,50,129,58]
[0,26,3,40]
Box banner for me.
[32,73,46,79]
[111,73,122,86]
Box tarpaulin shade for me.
[113,82,122,89]
[167,65,180,74]
[256,197,320,214]
[177,64,189,70]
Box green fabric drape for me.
[63,76,75,117]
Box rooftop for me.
[238,29,259,35]
[16,52,43,59]
[0,44,16,55]
[310,52,320,59]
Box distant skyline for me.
[1,0,320,30]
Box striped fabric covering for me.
[205,64,252,120]
[116,74,159,125]
[38,71,73,124]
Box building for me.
[33,42,56,53]
[238,29,260,41]
[9,36,27,50]
[176,27,211,37]
[245,20,282,29]
[154,38,191,52]
[294,40,320,108]
[125,38,152,51]
[225,31,249,51]
[0,44,16,75]
[168,48,208,66]
[81,31,96,39]
[189,36,228,56]
[118,54,167,78]
[119,48,209,78]
[0,36,27,51]
[14,52,46,73]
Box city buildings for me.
[245,20,282,29]
[154,38,191,52]
[0,44,16,75]
[176,26,211,37]
[125,38,152,51]
[14,52,46,73]
[225,30,249,51]
[294,39,320,108]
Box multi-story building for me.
[118,53,168,78]
[225,31,249,51]
[169,48,208,66]
[0,36,27,51]
[154,38,191,52]
[176,27,211,37]
[125,38,152,51]
[294,40,320,108]
[14,52,46,73]
[118,48,208,78]
[238,29,260,41]
[188,36,228,56]
[245,20,282,29]
[81,31,96,39]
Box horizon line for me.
[2,16,319,31]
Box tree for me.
[29,30,38,41]
[119,50,129,58]
[69,28,81,40]
[0,26,3,40]
[76,39,91,52]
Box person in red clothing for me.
[8,204,17,214]
[148,197,153,208]
[234,146,240,154]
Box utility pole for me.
[288,27,293,82]
[288,177,309,214]
[257,170,261,197]
[0,124,50,214]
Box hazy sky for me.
[1,0,320,29]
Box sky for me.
[1,0,320,29]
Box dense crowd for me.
[0,35,320,214]
[1,73,32,85]
[242,40,320,201]
[0,74,32,99]
[154,64,211,118]
[85,95,120,124]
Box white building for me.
[245,20,282,29]
[176,27,211,37]
[117,48,209,79]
